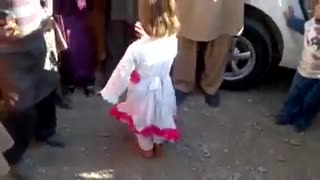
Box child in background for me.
[277,3,320,132]
[100,0,180,158]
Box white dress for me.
[100,36,179,142]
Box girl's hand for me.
[135,22,149,38]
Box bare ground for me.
[2,69,320,180]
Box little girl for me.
[100,0,180,158]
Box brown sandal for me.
[133,137,154,159]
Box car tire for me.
[222,16,272,90]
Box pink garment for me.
[77,0,87,10]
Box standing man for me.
[173,0,244,107]
[105,0,138,81]
[0,0,63,166]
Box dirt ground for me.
[2,68,320,180]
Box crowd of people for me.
[0,0,320,178]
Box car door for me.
[278,0,307,69]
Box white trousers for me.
[136,135,165,151]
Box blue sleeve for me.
[286,16,306,35]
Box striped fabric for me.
[0,0,45,43]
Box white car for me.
[224,0,312,89]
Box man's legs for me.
[172,37,198,106]
[201,35,234,108]
[2,108,35,165]
[34,90,63,147]
[105,21,131,81]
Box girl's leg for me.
[135,135,154,158]
[294,80,320,132]
[277,72,317,125]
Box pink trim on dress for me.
[109,106,180,142]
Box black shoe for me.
[55,94,72,110]
[84,86,95,96]
[44,135,65,148]
[175,89,188,107]
[62,85,75,95]
[205,92,220,108]
[275,114,293,125]
[294,121,311,133]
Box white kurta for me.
[100,36,179,141]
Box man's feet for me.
[40,134,65,148]
[294,120,311,133]
[65,85,75,94]
[205,92,220,108]
[84,86,95,96]
[175,89,188,107]
[55,94,72,110]
[275,114,295,126]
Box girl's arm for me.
[100,44,137,104]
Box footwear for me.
[84,86,95,96]
[66,86,75,94]
[141,149,154,159]
[205,92,220,108]
[44,135,65,148]
[275,114,293,125]
[133,138,154,159]
[294,120,311,133]
[175,89,188,107]
[55,94,72,110]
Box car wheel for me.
[222,16,272,90]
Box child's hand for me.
[135,22,149,38]
[283,6,294,21]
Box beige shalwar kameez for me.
[173,0,244,95]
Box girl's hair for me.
[138,0,179,38]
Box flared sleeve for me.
[100,44,137,104]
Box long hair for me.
[138,0,179,38]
